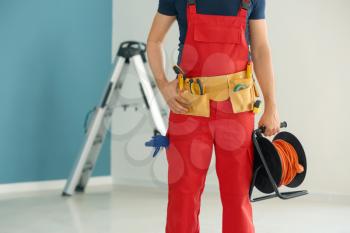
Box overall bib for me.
[165,0,255,232]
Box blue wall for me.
[0,0,112,184]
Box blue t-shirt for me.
[158,0,266,62]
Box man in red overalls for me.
[147,0,280,232]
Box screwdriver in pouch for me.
[196,79,205,95]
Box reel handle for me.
[257,121,287,135]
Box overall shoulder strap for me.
[238,0,251,17]
[187,0,195,5]
[241,0,251,11]
[187,0,197,14]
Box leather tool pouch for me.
[180,90,210,117]
[228,76,258,113]
[177,74,260,117]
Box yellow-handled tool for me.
[178,74,185,91]
[253,100,262,114]
[196,79,205,95]
[247,61,253,79]
[189,79,195,94]
[173,65,186,91]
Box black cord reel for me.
[249,121,308,202]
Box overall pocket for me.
[194,14,245,44]
[194,24,242,44]
[181,90,210,117]
[228,78,255,113]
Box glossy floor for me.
[0,185,349,233]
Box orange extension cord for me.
[273,140,305,186]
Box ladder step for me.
[93,136,103,145]
[83,163,94,172]
[104,108,113,118]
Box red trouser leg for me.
[213,100,255,233]
[165,99,255,233]
[165,108,214,233]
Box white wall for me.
[266,0,350,195]
[111,0,350,195]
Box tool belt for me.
[175,65,261,118]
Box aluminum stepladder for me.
[62,41,167,196]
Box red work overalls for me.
[165,0,255,233]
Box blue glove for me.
[145,134,170,157]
